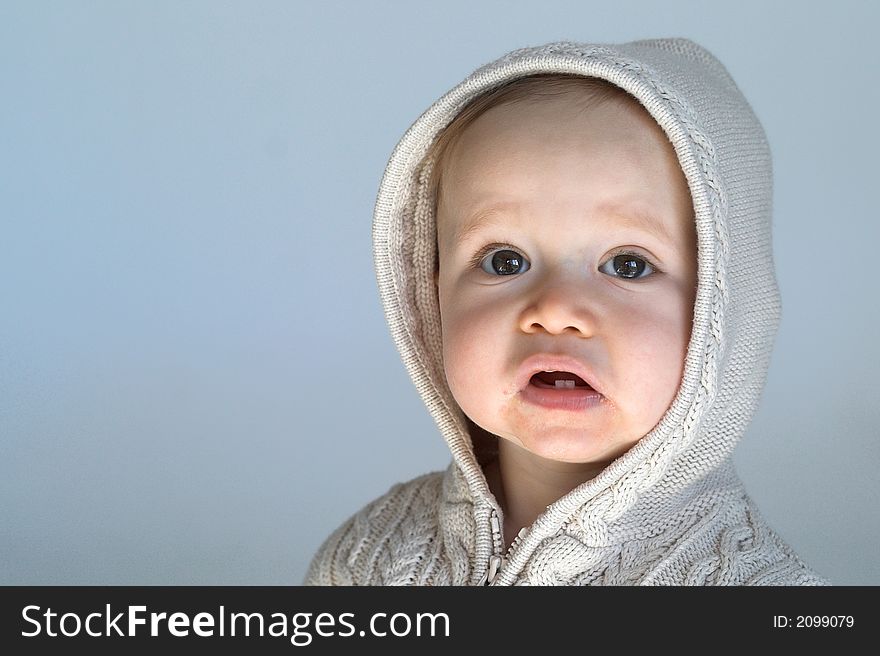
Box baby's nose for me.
[517,276,599,337]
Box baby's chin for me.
[501,399,609,433]
[501,426,629,466]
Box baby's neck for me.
[487,441,608,550]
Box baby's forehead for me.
[442,99,674,181]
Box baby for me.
[305,38,829,585]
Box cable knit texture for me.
[304,37,829,586]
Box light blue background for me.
[2,0,877,585]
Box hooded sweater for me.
[304,37,829,586]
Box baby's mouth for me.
[529,371,594,390]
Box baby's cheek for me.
[443,323,481,387]
[442,316,495,408]
[630,323,688,420]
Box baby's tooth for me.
[554,379,576,389]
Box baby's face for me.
[436,93,697,466]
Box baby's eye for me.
[600,252,655,280]
[479,248,531,276]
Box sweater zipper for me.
[480,510,529,585]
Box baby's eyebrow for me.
[595,202,675,246]
[452,206,512,246]
[451,201,675,246]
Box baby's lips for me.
[515,353,605,398]
[531,371,590,389]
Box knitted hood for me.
[362,38,824,585]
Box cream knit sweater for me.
[304,38,829,585]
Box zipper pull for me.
[485,555,504,585]
[484,527,529,585]
[478,511,505,585]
